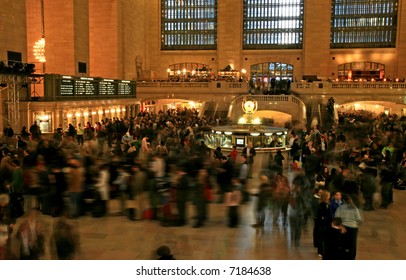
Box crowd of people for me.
[1,107,405,260]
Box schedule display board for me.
[56,75,136,98]
[60,77,75,95]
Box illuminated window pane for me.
[161,0,217,50]
[331,0,398,48]
[243,0,304,49]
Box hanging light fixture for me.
[33,38,46,62]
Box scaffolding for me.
[0,73,28,132]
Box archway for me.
[337,61,385,81]
[247,110,292,127]
[141,98,202,114]
[337,101,406,117]
[250,62,293,94]
[167,62,210,80]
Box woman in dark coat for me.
[315,190,332,258]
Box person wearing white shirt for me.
[334,195,362,260]
[94,164,110,216]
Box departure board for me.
[55,75,136,98]
[60,76,74,95]
[99,80,117,95]
[75,78,97,95]
[118,81,134,95]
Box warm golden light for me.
[241,68,247,74]
[75,112,81,117]
[253,118,262,124]
[238,117,247,124]
[33,38,46,62]
[67,113,73,118]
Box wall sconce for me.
[75,112,81,117]
[84,111,89,117]
[111,108,116,113]
[116,108,121,113]
[67,113,73,118]
[98,110,103,115]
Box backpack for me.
[272,176,290,200]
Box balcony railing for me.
[136,81,249,94]
[294,81,406,94]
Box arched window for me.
[331,0,398,48]
[337,62,385,81]
[250,62,294,92]
[167,62,210,78]
[161,0,217,50]
[243,0,304,49]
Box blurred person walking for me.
[335,195,362,260]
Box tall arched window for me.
[161,0,217,50]
[243,0,304,49]
[331,0,398,48]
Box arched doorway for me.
[167,62,210,81]
[250,62,293,94]
[337,61,385,81]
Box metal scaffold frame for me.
[0,73,28,132]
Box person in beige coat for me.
[67,159,84,218]
[130,164,148,220]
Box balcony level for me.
[294,81,406,105]
[136,81,249,100]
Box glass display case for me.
[205,125,289,150]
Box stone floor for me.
[20,175,406,260]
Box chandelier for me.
[33,38,46,62]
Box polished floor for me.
[15,175,406,260]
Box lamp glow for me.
[253,118,261,124]
[238,117,246,124]
[33,38,46,62]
